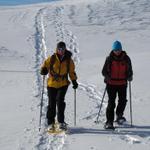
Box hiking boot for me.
[116,116,126,125]
[59,122,68,130]
[47,123,55,131]
[104,122,115,130]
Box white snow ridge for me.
[0,0,150,150]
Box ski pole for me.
[74,89,77,126]
[129,81,133,127]
[95,86,107,123]
[39,75,45,131]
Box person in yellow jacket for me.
[40,41,78,130]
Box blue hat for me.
[112,41,122,51]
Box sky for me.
[0,0,59,6]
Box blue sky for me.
[0,0,59,6]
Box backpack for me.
[110,59,128,80]
[105,51,129,79]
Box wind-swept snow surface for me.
[0,0,150,150]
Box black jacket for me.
[102,51,133,83]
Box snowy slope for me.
[0,0,150,150]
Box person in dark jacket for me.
[102,40,133,129]
[40,41,78,130]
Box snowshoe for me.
[47,123,66,135]
[115,116,126,125]
[47,123,55,131]
[59,122,68,131]
[104,122,115,130]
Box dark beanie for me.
[57,41,66,49]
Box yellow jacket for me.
[41,50,77,88]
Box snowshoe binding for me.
[104,122,115,130]
[47,122,67,134]
[59,122,68,131]
[116,116,126,125]
[47,123,55,131]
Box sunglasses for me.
[58,47,65,51]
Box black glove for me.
[72,80,78,89]
[127,76,133,81]
[40,67,48,75]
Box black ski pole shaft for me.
[74,89,77,126]
[95,86,107,123]
[39,75,45,131]
[129,81,133,127]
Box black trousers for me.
[106,84,127,123]
[47,85,68,125]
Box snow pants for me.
[47,85,68,125]
[106,84,127,123]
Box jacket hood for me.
[65,50,72,58]
[109,50,127,61]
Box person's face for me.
[113,50,121,56]
[57,47,65,56]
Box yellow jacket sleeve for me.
[41,56,51,70]
[69,58,77,81]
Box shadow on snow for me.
[69,125,150,138]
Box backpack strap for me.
[49,53,71,81]
[66,57,70,74]
[49,54,56,76]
